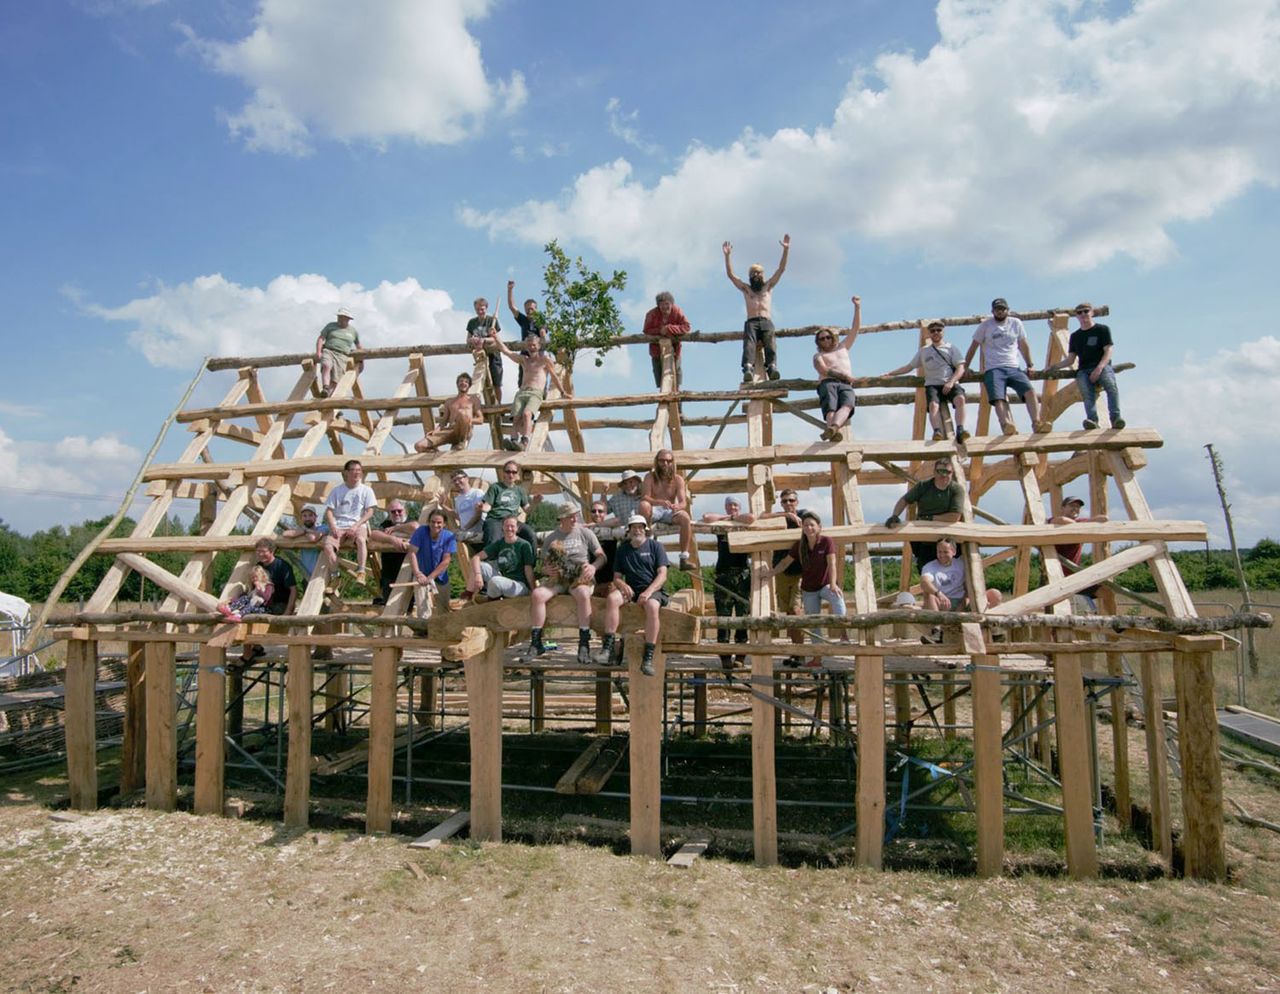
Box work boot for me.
[593,634,616,667]
[576,629,592,666]
[640,644,656,677]
[610,637,625,666]
[1082,418,1099,430]
[766,366,781,380]
[1113,417,1126,429]
[521,630,546,662]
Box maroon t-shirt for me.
[788,535,835,592]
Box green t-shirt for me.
[320,322,360,354]
[904,478,963,519]
[481,482,528,520]
[482,538,535,583]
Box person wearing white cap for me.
[597,514,670,676]
[524,501,606,665]
[701,496,756,668]
[314,306,362,398]
[604,469,644,525]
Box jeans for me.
[741,317,777,374]
[1076,365,1120,423]
[801,586,847,642]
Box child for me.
[217,565,273,622]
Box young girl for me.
[767,510,848,659]
[216,565,273,622]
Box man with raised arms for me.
[723,234,790,382]
[811,295,862,441]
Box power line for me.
[0,485,147,503]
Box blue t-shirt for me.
[410,526,457,586]
[613,537,669,591]
[298,524,330,577]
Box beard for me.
[749,274,765,292]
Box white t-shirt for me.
[325,482,376,529]
[922,557,967,603]
[453,487,486,532]
[971,317,1026,370]
[910,342,964,387]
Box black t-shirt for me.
[596,538,617,585]
[716,531,750,572]
[614,538,670,591]
[772,516,803,575]
[1068,323,1113,370]
[516,312,547,343]
[262,555,296,613]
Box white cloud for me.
[606,97,661,156]
[463,0,1280,281]
[185,0,526,154]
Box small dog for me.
[543,540,593,589]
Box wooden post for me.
[285,644,314,828]
[531,670,546,732]
[366,646,399,834]
[414,671,437,730]
[1053,649,1100,878]
[144,641,177,812]
[1173,647,1226,881]
[120,641,146,795]
[64,638,98,811]
[1139,652,1173,869]
[855,655,885,869]
[971,655,1004,876]
[693,680,708,737]
[628,639,665,857]
[594,673,612,735]
[1107,650,1131,829]
[324,661,348,734]
[193,645,227,816]
[1035,684,1053,768]
[943,673,957,741]
[466,637,504,842]
[750,651,777,865]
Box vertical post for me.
[628,639,665,857]
[531,670,546,732]
[1053,649,1100,878]
[1139,652,1173,869]
[1035,684,1053,768]
[750,643,777,866]
[144,641,177,812]
[324,661,349,734]
[193,644,227,816]
[943,673,957,741]
[366,646,399,834]
[119,641,146,795]
[1173,647,1226,880]
[285,644,314,827]
[466,638,504,842]
[971,655,1004,876]
[854,655,885,869]
[594,674,612,735]
[1107,650,1131,829]
[693,680,708,737]
[415,671,437,730]
[64,638,99,811]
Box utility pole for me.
[1205,444,1258,675]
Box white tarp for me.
[0,591,31,625]
[0,591,33,677]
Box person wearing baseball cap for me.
[598,513,671,675]
[314,306,362,398]
[524,501,606,665]
[1050,495,1108,610]
[883,318,971,443]
[1046,302,1125,431]
[701,495,757,668]
[963,298,1048,435]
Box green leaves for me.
[540,240,628,368]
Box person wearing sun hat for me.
[597,513,671,675]
[523,501,606,665]
[315,305,362,398]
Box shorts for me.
[631,588,670,607]
[925,383,961,407]
[650,505,675,524]
[322,348,351,377]
[817,379,856,417]
[512,388,543,420]
[983,367,1033,403]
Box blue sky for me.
[2,0,1278,545]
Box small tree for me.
[540,240,627,368]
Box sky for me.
[1,0,1279,547]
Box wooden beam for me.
[115,553,223,613]
[284,644,314,828]
[408,810,471,850]
[193,645,226,816]
[120,641,146,795]
[466,639,505,842]
[1107,650,1131,830]
[64,639,98,811]
[429,595,698,643]
[854,654,885,869]
[1054,644,1100,878]
[628,638,665,858]
[970,647,1004,876]
[366,646,399,834]
[1139,652,1173,870]
[1173,649,1226,880]
[989,542,1161,616]
[144,641,177,812]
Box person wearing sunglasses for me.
[884,459,964,574]
[811,295,863,442]
[963,297,1047,435]
[1046,302,1125,431]
[883,319,970,442]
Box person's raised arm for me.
[722,241,747,290]
[507,280,520,322]
[840,295,861,350]
[494,337,520,363]
[766,233,790,289]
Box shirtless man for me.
[639,448,693,569]
[415,373,485,452]
[507,279,548,390]
[812,295,862,441]
[723,233,790,382]
[495,335,566,451]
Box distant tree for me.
[1247,538,1280,562]
[540,240,628,369]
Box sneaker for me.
[1113,417,1126,430]
[226,612,242,623]
[1001,422,1017,436]
[502,437,522,451]
[932,429,945,441]
[956,428,971,443]
[577,642,593,666]
[1082,418,1099,430]
[766,366,781,381]
[217,604,235,619]
[741,367,754,383]
[820,427,835,442]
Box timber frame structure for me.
[43,303,1259,880]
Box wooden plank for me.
[116,553,222,613]
[629,638,665,858]
[144,641,177,812]
[594,673,613,735]
[466,639,505,842]
[667,836,711,868]
[193,645,226,816]
[554,737,609,794]
[970,652,1004,876]
[64,639,98,811]
[576,736,628,795]
[1139,652,1173,870]
[1054,648,1099,878]
[120,641,146,795]
[1173,650,1226,880]
[989,542,1161,616]
[365,646,399,834]
[284,644,314,827]
[854,654,885,869]
[408,810,471,850]
[1107,651,1132,829]
[430,595,698,643]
